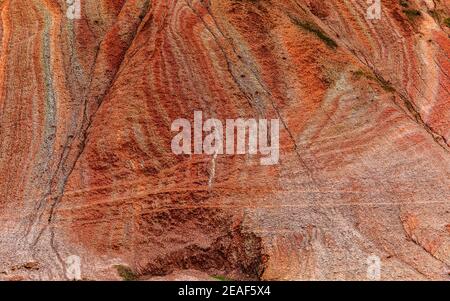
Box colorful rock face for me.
[0,0,448,280]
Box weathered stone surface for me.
[0,0,448,280]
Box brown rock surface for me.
[0,0,448,280]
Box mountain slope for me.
[0,0,448,280]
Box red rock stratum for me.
[0,0,449,280]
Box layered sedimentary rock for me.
[0,0,449,280]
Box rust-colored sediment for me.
[0,0,449,280]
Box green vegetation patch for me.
[352,69,395,93]
[403,9,421,20]
[114,265,138,281]
[399,0,409,8]
[290,17,338,49]
[444,17,450,28]
[212,275,233,281]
